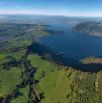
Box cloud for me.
[0,9,69,15]
[0,9,102,17]
[68,12,102,17]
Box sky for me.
[0,0,102,17]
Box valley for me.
[0,16,102,103]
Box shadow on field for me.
[27,42,102,73]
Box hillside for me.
[72,22,102,37]
[1,45,102,103]
[0,21,102,103]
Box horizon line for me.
[0,14,102,18]
[0,9,102,18]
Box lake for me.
[40,20,102,60]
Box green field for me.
[28,54,77,103]
[11,86,29,103]
[1,50,102,103]
[0,67,21,97]
[0,22,102,103]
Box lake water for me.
[40,21,102,60]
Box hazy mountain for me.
[73,22,102,37]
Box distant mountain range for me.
[72,22,102,37]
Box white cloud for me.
[69,12,102,17]
[0,9,69,15]
[0,9,102,17]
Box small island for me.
[72,22,102,37]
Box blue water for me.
[40,22,102,59]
